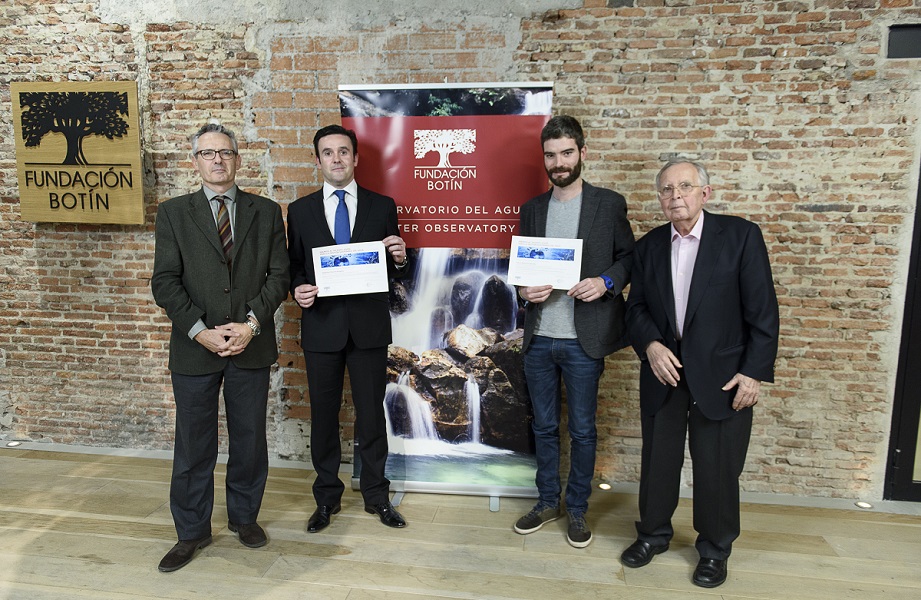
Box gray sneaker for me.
[514,503,561,534]
[566,512,592,548]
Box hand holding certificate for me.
[507,235,584,290]
[312,241,389,297]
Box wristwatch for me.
[600,274,614,291]
[246,317,261,337]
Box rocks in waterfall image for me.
[385,248,536,488]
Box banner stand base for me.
[351,476,538,511]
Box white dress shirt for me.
[322,180,359,239]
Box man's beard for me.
[546,158,582,188]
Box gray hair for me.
[190,123,239,156]
[655,159,710,190]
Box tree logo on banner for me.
[414,129,476,168]
[413,129,478,192]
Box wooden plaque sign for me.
[12,81,144,225]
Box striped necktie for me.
[215,195,233,259]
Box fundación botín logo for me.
[12,81,144,224]
[413,129,477,191]
[20,91,130,166]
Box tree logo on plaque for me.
[12,81,144,225]
[19,91,130,165]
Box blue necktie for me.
[333,189,350,244]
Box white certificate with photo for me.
[507,235,583,290]
[312,241,389,297]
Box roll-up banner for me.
[340,83,553,497]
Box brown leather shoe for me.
[227,521,267,548]
[158,535,212,572]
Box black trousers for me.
[636,373,753,560]
[304,337,390,507]
[169,361,269,540]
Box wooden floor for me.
[2,448,921,600]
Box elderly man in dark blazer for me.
[287,125,409,533]
[513,115,634,549]
[622,159,779,588]
[151,123,289,572]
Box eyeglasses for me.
[657,182,701,198]
[195,149,237,160]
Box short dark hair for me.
[540,115,584,149]
[191,123,238,155]
[313,125,358,156]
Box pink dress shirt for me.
[671,212,705,340]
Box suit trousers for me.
[304,336,390,507]
[636,372,753,560]
[169,361,270,540]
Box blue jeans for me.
[524,336,604,515]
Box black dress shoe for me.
[620,539,669,568]
[693,557,728,588]
[364,501,407,528]
[227,521,267,548]
[307,504,341,533]
[158,535,212,573]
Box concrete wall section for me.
[97,1,582,26]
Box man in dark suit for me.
[622,159,779,588]
[514,116,634,548]
[287,124,409,532]
[151,123,290,572]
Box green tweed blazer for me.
[151,188,290,376]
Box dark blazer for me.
[287,186,404,352]
[151,188,290,375]
[626,210,779,420]
[519,181,635,359]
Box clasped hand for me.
[194,322,254,357]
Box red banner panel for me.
[344,111,550,248]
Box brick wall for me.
[1,0,920,499]
[512,0,921,498]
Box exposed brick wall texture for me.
[2,0,920,499]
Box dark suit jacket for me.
[151,188,290,375]
[626,210,779,420]
[287,186,405,352]
[519,181,635,359]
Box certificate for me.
[507,235,583,290]
[312,241,389,297]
